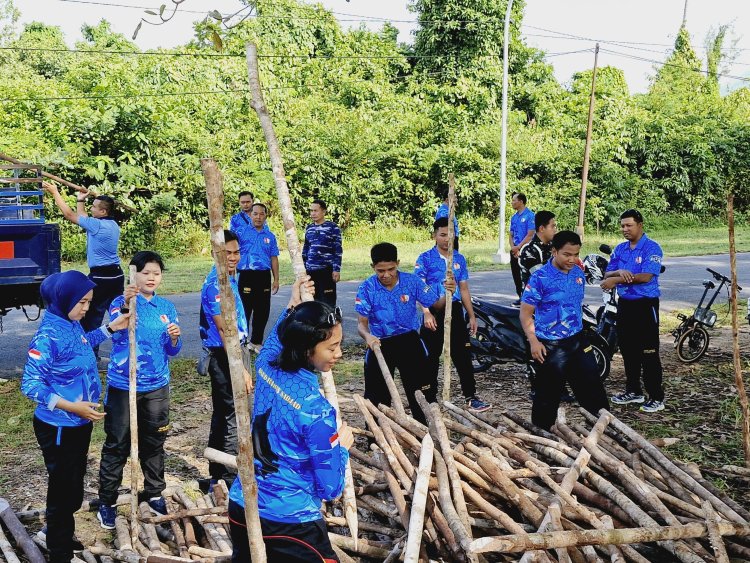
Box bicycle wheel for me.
[676,326,709,363]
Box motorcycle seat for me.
[478,300,521,322]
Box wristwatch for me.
[105,324,116,335]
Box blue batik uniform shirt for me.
[510,207,535,246]
[355,272,440,338]
[78,216,120,268]
[229,309,349,523]
[106,294,182,392]
[200,267,248,347]
[415,247,468,302]
[22,312,110,427]
[303,221,343,272]
[435,203,460,238]
[235,224,279,271]
[522,261,586,341]
[605,234,663,300]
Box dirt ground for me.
[2,325,750,553]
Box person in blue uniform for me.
[21,271,129,563]
[303,199,342,307]
[96,251,182,529]
[435,188,460,251]
[415,217,490,412]
[228,277,353,563]
[356,243,446,423]
[603,209,665,413]
[520,231,609,430]
[43,181,123,360]
[229,191,255,235]
[200,230,252,488]
[233,203,280,350]
[510,192,535,305]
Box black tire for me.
[588,340,611,382]
[676,326,709,363]
[469,326,495,373]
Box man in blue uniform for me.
[603,209,665,413]
[435,188,460,251]
[200,230,251,487]
[356,243,447,423]
[44,181,123,360]
[303,199,342,307]
[416,218,490,412]
[229,191,255,235]
[234,203,280,350]
[510,192,535,306]
[520,231,609,430]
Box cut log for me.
[0,498,45,563]
[404,433,434,562]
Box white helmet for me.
[583,254,608,284]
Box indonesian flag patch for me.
[355,298,362,306]
[111,307,120,315]
[400,294,410,303]
[329,432,340,448]
[160,314,169,323]
[215,294,221,302]
[28,349,42,360]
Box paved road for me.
[2,253,748,379]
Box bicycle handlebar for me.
[706,268,743,291]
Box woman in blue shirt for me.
[228,278,353,563]
[22,271,129,563]
[96,251,182,529]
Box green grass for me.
[62,224,750,295]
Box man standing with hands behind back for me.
[603,209,665,413]
[303,199,342,307]
[509,192,535,306]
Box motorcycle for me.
[582,245,618,358]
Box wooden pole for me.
[441,173,456,403]
[575,43,599,240]
[0,498,45,563]
[201,159,266,563]
[727,193,750,467]
[127,264,140,547]
[244,41,357,540]
[404,433,434,563]
[371,345,405,415]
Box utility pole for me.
[682,0,689,27]
[494,0,514,264]
[576,43,599,241]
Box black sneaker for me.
[38,526,86,552]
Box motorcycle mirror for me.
[599,244,612,255]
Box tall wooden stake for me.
[576,43,599,241]
[127,265,139,547]
[201,159,266,562]
[441,173,456,402]
[245,42,358,541]
[727,193,750,466]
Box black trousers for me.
[98,385,170,506]
[364,330,433,424]
[228,500,338,562]
[531,333,609,430]
[238,269,272,345]
[207,347,238,484]
[34,417,93,563]
[510,255,523,298]
[307,266,337,307]
[82,264,124,357]
[420,301,476,399]
[617,297,664,401]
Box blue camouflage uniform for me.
[510,207,535,247]
[415,246,468,302]
[235,224,279,272]
[435,203,460,239]
[522,260,608,429]
[356,272,440,422]
[200,267,248,347]
[229,309,349,523]
[22,314,109,427]
[605,234,663,300]
[303,221,343,273]
[106,294,181,392]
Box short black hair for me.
[95,195,115,216]
[130,250,165,272]
[552,230,581,250]
[535,210,555,231]
[619,209,644,223]
[251,202,268,214]
[513,192,527,204]
[311,199,327,210]
[433,216,449,232]
[371,242,398,265]
[238,191,254,200]
[272,301,341,372]
[224,229,239,244]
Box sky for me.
[12,0,750,94]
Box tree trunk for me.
[442,173,456,402]
[404,434,434,562]
[127,264,140,547]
